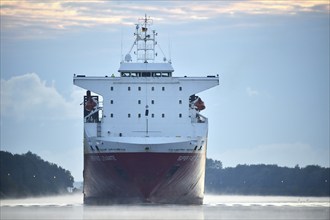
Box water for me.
[1,194,329,219]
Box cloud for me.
[1,0,328,39]
[216,0,329,15]
[1,73,85,180]
[0,73,83,121]
[219,142,329,168]
[246,87,259,96]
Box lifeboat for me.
[85,90,97,111]
[85,98,97,111]
[194,98,205,111]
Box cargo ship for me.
[73,15,219,204]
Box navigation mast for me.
[125,15,163,63]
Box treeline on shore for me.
[205,158,330,196]
[0,151,74,198]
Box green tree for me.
[0,151,74,198]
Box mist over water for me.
[1,194,329,220]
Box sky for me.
[1,0,329,181]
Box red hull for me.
[83,152,206,204]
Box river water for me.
[1,194,329,219]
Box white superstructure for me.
[73,15,218,154]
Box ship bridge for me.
[119,63,174,77]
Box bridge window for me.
[151,113,154,118]
[153,72,171,77]
[151,100,154,104]
[138,113,141,118]
[163,72,171,77]
[179,100,182,104]
[179,87,182,91]
[121,72,130,77]
[142,72,151,77]
[128,86,131,91]
[162,87,165,91]
[151,86,154,91]
[138,100,141,104]
[110,100,113,104]
[179,113,182,118]
[128,113,131,118]
[131,72,140,77]
[110,113,113,118]
[162,113,165,118]
[110,86,113,91]
[138,86,141,91]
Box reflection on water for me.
[1,194,329,220]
